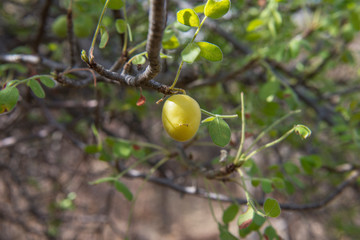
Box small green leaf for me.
[222,204,239,224]
[264,226,280,240]
[300,155,322,174]
[208,117,231,147]
[289,37,302,58]
[284,162,300,174]
[264,198,281,218]
[218,224,238,240]
[246,19,264,32]
[181,42,201,64]
[177,9,200,27]
[115,19,126,33]
[173,21,191,32]
[259,81,280,102]
[237,206,254,229]
[201,116,216,123]
[28,79,45,98]
[132,55,146,65]
[38,75,56,88]
[51,15,67,38]
[261,179,273,193]
[99,27,109,49]
[272,177,285,189]
[89,177,116,185]
[101,0,124,10]
[113,141,132,158]
[294,124,312,139]
[162,35,180,50]
[84,144,101,154]
[204,0,231,19]
[194,4,205,14]
[0,86,19,113]
[160,53,173,59]
[114,180,133,201]
[197,41,223,61]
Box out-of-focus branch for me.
[122,167,359,211]
[33,0,52,53]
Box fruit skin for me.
[162,94,201,142]
[52,15,67,38]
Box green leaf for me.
[114,180,133,201]
[222,204,239,224]
[173,21,191,32]
[300,154,322,174]
[239,212,266,237]
[194,4,205,14]
[259,81,280,102]
[113,141,132,158]
[28,79,45,98]
[160,53,173,59]
[177,9,200,27]
[197,41,223,62]
[237,206,254,229]
[208,117,231,147]
[115,19,126,33]
[51,15,67,38]
[89,177,116,185]
[204,0,231,19]
[284,162,300,174]
[101,0,124,10]
[201,116,216,123]
[294,124,312,139]
[74,15,95,38]
[0,86,19,113]
[218,224,238,240]
[261,179,273,193]
[264,198,281,218]
[99,27,109,49]
[38,75,56,88]
[272,177,285,189]
[84,144,101,154]
[264,226,280,240]
[289,37,302,58]
[247,19,264,32]
[162,35,180,50]
[132,55,146,65]
[181,42,201,63]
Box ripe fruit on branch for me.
[162,94,201,142]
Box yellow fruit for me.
[162,94,201,142]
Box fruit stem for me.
[201,108,238,119]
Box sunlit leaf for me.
[247,19,264,32]
[197,41,223,62]
[181,42,201,63]
[294,124,311,139]
[177,9,200,27]
[204,0,231,19]
[101,0,124,10]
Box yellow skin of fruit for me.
[162,94,201,142]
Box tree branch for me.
[122,168,359,211]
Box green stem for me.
[128,40,147,55]
[244,127,295,162]
[89,0,110,60]
[122,0,129,53]
[169,16,208,90]
[201,108,238,119]
[244,109,301,156]
[235,92,245,164]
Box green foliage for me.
[181,42,201,64]
[204,0,231,19]
[177,9,200,27]
[208,117,231,147]
[264,198,281,218]
[0,86,19,113]
[223,204,239,224]
[197,41,223,62]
